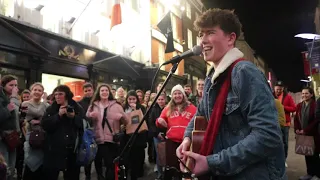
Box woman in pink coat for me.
[87,84,128,180]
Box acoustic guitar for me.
[186,116,209,180]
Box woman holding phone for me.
[41,85,84,180]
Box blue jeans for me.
[154,137,164,177]
[0,140,16,179]
[281,126,289,159]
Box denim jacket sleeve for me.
[206,62,282,175]
[184,92,206,139]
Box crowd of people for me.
[0,8,319,180]
[0,72,205,180]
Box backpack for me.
[76,119,98,166]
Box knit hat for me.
[171,84,186,98]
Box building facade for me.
[0,0,152,97]
[181,0,207,94]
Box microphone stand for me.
[113,62,180,179]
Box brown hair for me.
[184,84,192,88]
[194,8,242,40]
[20,89,30,102]
[82,82,93,90]
[166,94,188,117]
[90,84,116,111]
[1,75,17,87]
[21,89,30,95]
[136,89,144,96]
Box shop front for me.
[0,15,144,99]
[184,56,206,94]
[136,66,187,94]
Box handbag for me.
[125,109,148,134]
[29,130,45,149]
[295,134,315,156]
[102,108,124,143]
[2,130,20,152]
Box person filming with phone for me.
[41,85,84,180]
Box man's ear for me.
[228,32,237,46]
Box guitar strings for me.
[177,156,192,174]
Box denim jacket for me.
[184,61,287,180]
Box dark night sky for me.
[202,0,319,92]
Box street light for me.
[294,33,320,88]
[294,33,320,40]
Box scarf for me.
[199,58,244,156]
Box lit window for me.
[186,2,191,19]
[157,3,165,22]
[159,43,165,70]
[173,51,179,75]
[171,14,178,40]
[196,36,201,45]
[188,29,193,49]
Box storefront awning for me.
[0,15,144,80]
[0,15,51,56]
[92,54,144,79]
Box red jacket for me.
[275,92,296,126]
[156,103,197,143]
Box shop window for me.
[42,73,85,101]
[0,67,26,91]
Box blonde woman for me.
[156,84,196,177]
[21,83,49,180]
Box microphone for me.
[161,45,202,65]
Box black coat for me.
[148,103,166,137]
[78,97,92,125]
[41,100,84,170]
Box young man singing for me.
[176,9,286,179]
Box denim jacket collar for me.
[207,48,244,83]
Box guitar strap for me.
[199,58,244,156]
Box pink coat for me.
[87,100,127,144]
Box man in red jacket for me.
[274,81,296,166]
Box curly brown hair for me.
[194,8,242,39]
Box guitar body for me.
[191,116,208,154]
[186,116,210,180]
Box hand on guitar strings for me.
[176,138,191,171]
[182,150,209,176]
